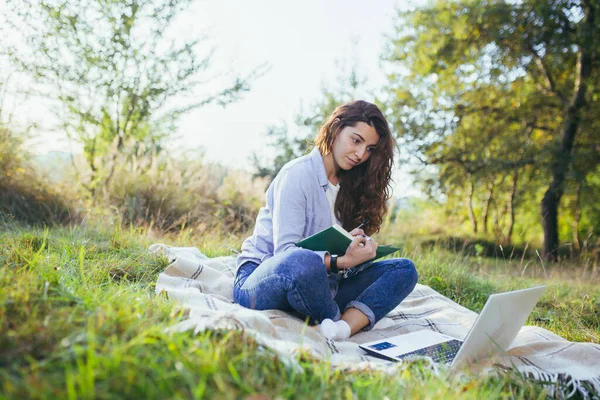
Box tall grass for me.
[0,223,597,398]
[0,122,597,398]
[1,125,268,237]
[63,148,269,236]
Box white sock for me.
[319,319,351,340]
[319,319,338,339]
[334,320,351,340]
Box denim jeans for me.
[233,248,418,331]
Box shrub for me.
[0,126,79,227]
[105,152,267,235]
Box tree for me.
[539,0,597,260]
[383,0,599,259]
[2,0,261,197]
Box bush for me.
[0,126,79,227]
[105,152,267,235]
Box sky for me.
[4,0,428,197]
[175,0,403,168]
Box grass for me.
[0,223,598,399]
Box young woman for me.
[233,100,418,340]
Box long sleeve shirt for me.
[236,147,338,268]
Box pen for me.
[355,217,371,247]
[355,217,370,231]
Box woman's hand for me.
[339,235,379,269]
[348,227,365,237]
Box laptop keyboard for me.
[396,339,463,364]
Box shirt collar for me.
[309,147,329,189]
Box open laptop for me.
[359,285,546,368]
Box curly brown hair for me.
[314,100,396,235]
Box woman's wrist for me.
[338,255,351,270]
[326,255,354,271]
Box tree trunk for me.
[481,178,494,234]
[541,3,594,261]
[506,169,518,245]
[541,191,560,260]
[466,174,478,234]
[493,202,507,239]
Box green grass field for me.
[1,224,598,399]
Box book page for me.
[332,224,354,240]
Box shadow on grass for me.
[419,236,589,262]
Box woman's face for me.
[331,121,379,170]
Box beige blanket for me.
[150,244,600,398]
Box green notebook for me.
[296,224,400,262]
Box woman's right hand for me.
[340,235,378,269]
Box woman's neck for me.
[322,152,340,185]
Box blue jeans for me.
[233,248,418,331]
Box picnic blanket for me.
[150,244,600,399]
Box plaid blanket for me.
[150,244,600,398]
